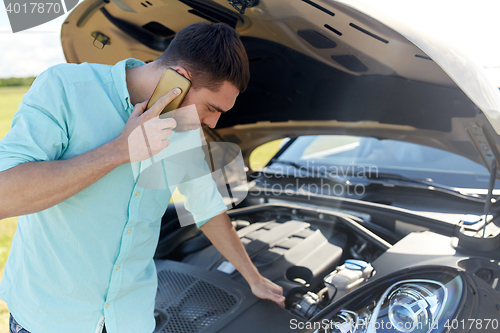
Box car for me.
[60,0,500,332]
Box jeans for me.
[9,314,30,333]
[9,314,108,333]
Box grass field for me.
[0,87,27,142]
[0,86,27,332]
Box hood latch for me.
[228,0,259,14]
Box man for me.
[0,22,285,333]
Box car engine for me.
[153,203,389,333]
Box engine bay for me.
[152,199,500,333]
[153,203,392,332]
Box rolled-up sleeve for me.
[0,68,69,172]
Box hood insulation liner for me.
[217,37,478,133]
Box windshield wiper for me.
[267,162,486,202]
[365,172,434,185]
[364,172,486,202]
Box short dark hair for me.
[156,22,250,92]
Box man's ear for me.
[171,66,192,81]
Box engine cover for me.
[182,219,346,293]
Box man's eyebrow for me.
[208,103,228,114]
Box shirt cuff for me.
[194,204,227,228]
[0,158,26,173]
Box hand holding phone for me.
[120,88,180,163]
[147,68,191,117]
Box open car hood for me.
[61,0,500,173]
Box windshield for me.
[273,135,499,190]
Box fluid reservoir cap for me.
[345,259,368,270]
[460,214,482,225]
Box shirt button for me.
[127,229,131,234]
[116,266,120,271]
[135,191,140,197]
[105,304,110,309]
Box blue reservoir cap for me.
[460,214,482,225]
[345,259,368,270]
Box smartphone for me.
[147,67,191,117]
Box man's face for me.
[171,80,239,132]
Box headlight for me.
[386,281,444,333]
[304,267,466,333]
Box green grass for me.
[0,217,17,331]
[0,86,26,332]
[0,86,31,95]
[0,86,28,140]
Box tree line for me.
[0,77,36,87]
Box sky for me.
[0,7,71,78]
[0,0,499,84]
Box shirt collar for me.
[111,58,146,113]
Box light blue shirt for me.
[0,59,227,333]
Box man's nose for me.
[203,113,221,129]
